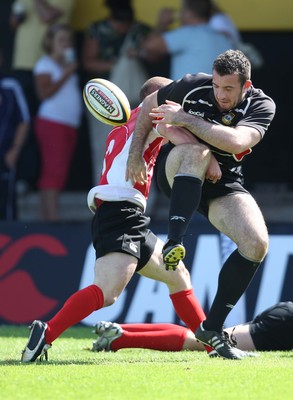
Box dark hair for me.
[210,0,222,15]
[213,49,251,85]
[184,0,213,21]
[42,23,73,53]
[104,0,134,22]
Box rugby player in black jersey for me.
[126,49,276,359]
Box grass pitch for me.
[0,325,292,400]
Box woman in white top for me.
[34,23,82,221]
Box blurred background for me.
[0,0,292,222]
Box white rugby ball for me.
[83,78,131,126]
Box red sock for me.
[45,285,104,343]
[170,288,213,354]
[121,323,181,333]
[170,288,205,332]
[111,324,188,351]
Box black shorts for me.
[155,143,249,218]
[91,201,157,271]
[249,302,293,351]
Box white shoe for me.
[92,321,123,351]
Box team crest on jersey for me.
[222,112,235,125]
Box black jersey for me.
[157,73,276,183]
[249,301,293,351]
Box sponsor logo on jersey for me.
[188,109,205,118]
[129,242,138,253]
[90,88,115,114]
[222,112,235,125]
[170,215,186,222]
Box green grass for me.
[0,326,292,400]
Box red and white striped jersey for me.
[87,106,163,213]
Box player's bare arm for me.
[156,123,222,183]
[156,124,197,145]
[126,92,158,184]
[205,154,222,183]
[150,100,262,154]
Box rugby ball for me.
[83,78,131,126]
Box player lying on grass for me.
[91,302,293,353]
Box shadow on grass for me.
[2,351,292,367]
[0,359,103,366]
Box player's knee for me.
[258,236,269,260]
[184,143,210,161]
[250,234,269,261]
[174,143,211,177]
[239,229,268,261]
[175,143,210,161]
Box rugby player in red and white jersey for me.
[88,97,220,213]
[87,106,162,213]
[23,76,249,362]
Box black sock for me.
[168,174,202,243]
[203,250,260,332]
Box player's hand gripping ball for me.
[83,78,131,126]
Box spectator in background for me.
[208,0,263,69]
[136,0,235,219]
[9,0,75,189]
[10,0,75,114]
[33,23,82,221]
[81,0,151,183]
[139,0,234,80]
[209,0,241,47]
[0,49,30,220]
